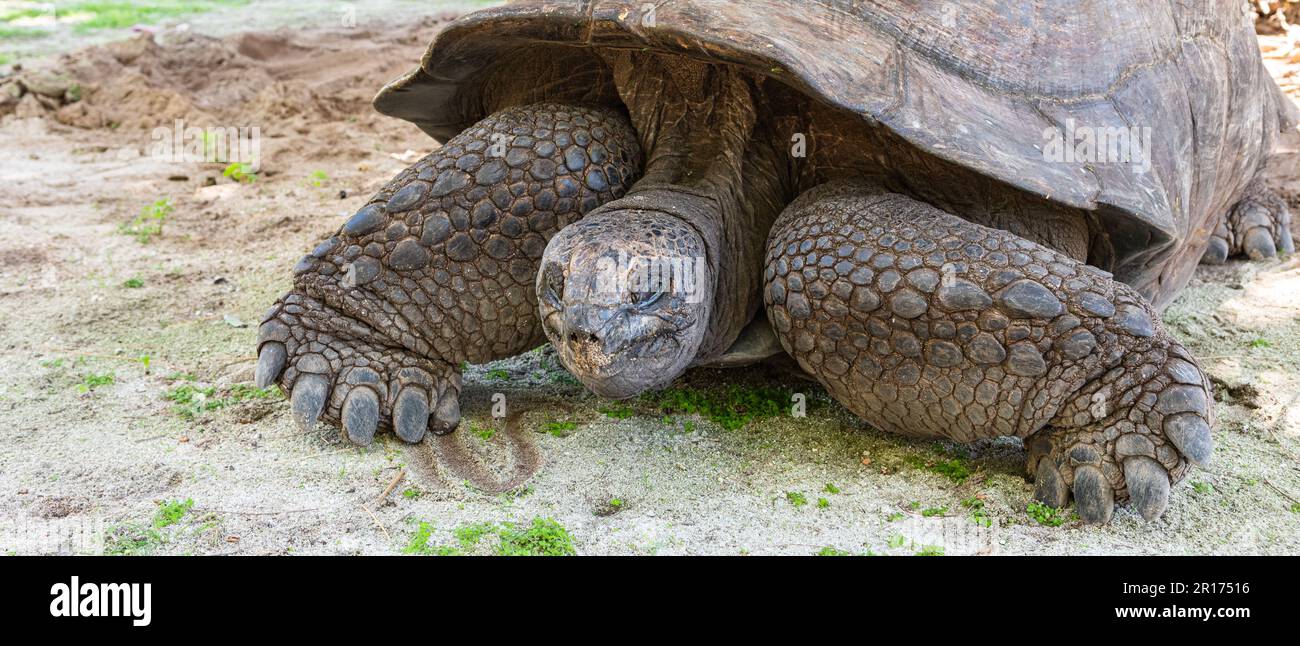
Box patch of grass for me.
[1290,503,1300,514]
[644,383,791,430]
[104,524,161,555]
[164,382,279,419]
[921,506,947,517]
[598,403,635,419]
[401,488,421,500]
[404,518,576,556]
[78,372,114,393]
[484,368,508,381]
[121,277,144,288]
[887,534,906,548]
[1247,338,1272,349]
[816,547,851,556]
[31,1,253,34]
[153,498,193,529]
[542,419,577,438]
[402,522,455,556]
[823,483,840,494]
[0,25,46,39]
[306,170,328,187]
[915,545,945,556]
[119,198,172,243]
[785,491,807,508]
[905,454,972,484]
[817,497,830,509]
[886,512,905,522]
[496,518,575,556]
[1026,501,1067,527]
[470,422,495,442]
[1192,481,1213,494]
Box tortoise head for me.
[538,209,712,399]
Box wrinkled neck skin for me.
[608,51,790,361]
[537,52,790,399]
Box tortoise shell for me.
[374,0,1295,307]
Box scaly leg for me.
[256,103,641,444]
[763,181,1213,524]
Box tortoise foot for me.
[1027,342,1213,524]
[256,294,461,445]
[1202,179,1294,264]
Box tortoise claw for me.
[1072,465,1114,525]
[1123,456,1171,522]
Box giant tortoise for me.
[255,0,1296,524]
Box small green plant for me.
[496,518,576,556]
[484,368,509,381]
[816,546,851,556]
[962,496,992,527]
[1192,481,1213,494]
[1289,503,1300,514]
[402,522,451,556]
[153,498,194,529]
[915,545,945,556]
[921,506,947,517]
[817,497,830,509]
[823,483,840,494]
[1026,501,1067,527]
[608,498,623,508]
[471,423,495,441]
[122,277,144,288]
[307,170,328,187]
[78,372,114,393]
[223,161,256,184]
[1247,338,1272,349]
[542,419,577,437]
[905,454,972,484]
[119,198,172,243]
[887,534,906,548]
[401,488,421,500]
[138,355,151,374]
[887,512,905,522]
[785,491,808,508]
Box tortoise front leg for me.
[256,103,641,444]
[762,180,1214,524]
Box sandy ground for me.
[1,6,1299,556]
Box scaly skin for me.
[763,181,1214,523]
[1202,178,1295,264]
[256,103,641,444]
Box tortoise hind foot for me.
[1028,339,1213,524]
[255,294,461,445]
[1201,179,1294,264]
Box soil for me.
[1,7,1298,556]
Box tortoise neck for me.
[608,51,792,360]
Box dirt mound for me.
[7,18,443,132]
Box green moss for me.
[644,383,792,430]
[905,454,972,484]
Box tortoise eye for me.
[542,265,564,306]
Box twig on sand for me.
[361,504,392,542]
[1263,478,1300,506]
[376,469,406,505]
